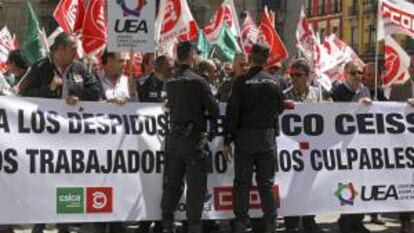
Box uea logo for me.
[115,0,149,33]
[116,0,147,17]
[361,185,399,201]
[334,182,358,206]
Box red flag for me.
[53,0,80,33]
[259,6,288,66]
[82,0,107,55]
[241,12,259,55]
[73,0,86,33]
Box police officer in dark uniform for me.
[223,43,286,233]
[161,41,219,233]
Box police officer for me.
[223,43,286,233]
[161,41,219,233]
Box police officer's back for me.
[161,41,219,233]
[223,43,284,233]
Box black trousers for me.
[284,215,316,229]
[233,147,277,225]
[338,214,364,230]
[161,134,208,232]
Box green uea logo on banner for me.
[57,187,84,214]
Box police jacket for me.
[224,66,284,145]
[20,57,102,101]
[166,64,219,132]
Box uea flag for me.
[378,0,414,41]
[107,0,155,52]
[383,36,411,86]
[204,0,241,44]
[156,0,198,56]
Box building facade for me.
[0,0,58,42]
[305,0,342,41]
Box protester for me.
[217,53,249,102]
[18,32,102,233]
[362,62,387,101]
[136,55,174,233]
[5,49,30,90]
[223,43,287,233]
[97,50,130,106]
[197,59,219,96]
[331,61,371,233]
[20,32,101,104]
[282,59,324,233]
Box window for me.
[368,25,376,46]
[319,0,325,15]
[351,26,358,49]
[305,0,312,16]
[332,0,341,13]
[332,26,339,36]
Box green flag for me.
[215,22,241,62]
[22,1,47,65]
[196,30,213,59]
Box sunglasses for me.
[350,70,363,76]
[291,72,307,77]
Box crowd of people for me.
[1,31,414,233]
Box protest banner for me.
[0,97,414,223]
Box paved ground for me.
[11,213,402,233]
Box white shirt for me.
[56,64,73,99]
[99,74,130,100]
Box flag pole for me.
[374,2,381,101]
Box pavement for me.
[11,213,403,233]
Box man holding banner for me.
[331,61,371,233]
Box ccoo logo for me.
[86,187,113,213]
[383,45,401,86]
[160,0,182,34]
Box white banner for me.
[1,97,414,224]
[107,0,155,52]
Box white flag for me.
[383,36,411,86]
[378,0,414,41]
[156,0,198,56]
[204,0,241,43]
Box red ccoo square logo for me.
[214,185,280,211]
[86,187,113,213]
